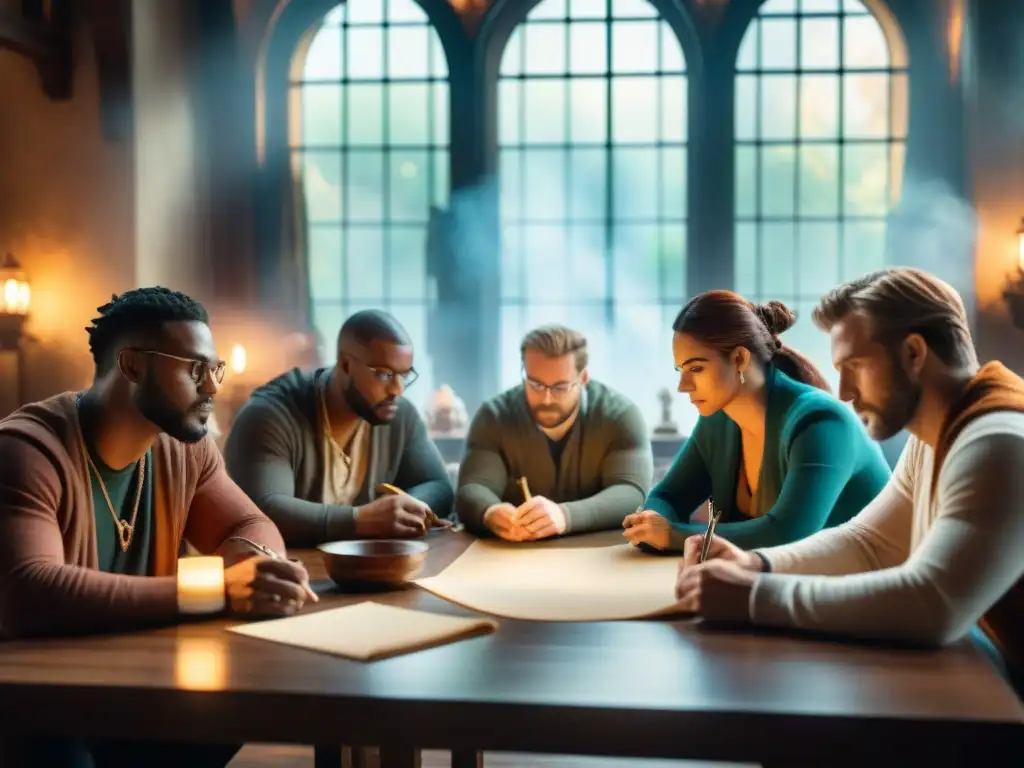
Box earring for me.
[739,371,746,386]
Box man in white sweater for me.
[674,267,1024,685]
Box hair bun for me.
[755,300,797,336]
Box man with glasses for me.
[0,287,313,766]
[225,309,453,547]
[456,325,653,540]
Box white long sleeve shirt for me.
[750,412,1024,671]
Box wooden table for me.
[1,530,1022,767]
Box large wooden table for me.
[1,530,1022,767]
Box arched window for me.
[294,0,449,405]
[733,0,907,387]
[498,0,688,426]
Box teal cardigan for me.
[644,366,891,552]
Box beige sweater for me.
[751,412,1024,673]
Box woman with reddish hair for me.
[624,290,890,553]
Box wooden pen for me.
[518,476,532,502]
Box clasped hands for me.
[625,510,763,624]
[484,496,567,541]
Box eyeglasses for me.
[523,375,581,397]
[133,349,227,384]
[343,354,419,388]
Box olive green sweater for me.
[455,380,653,535]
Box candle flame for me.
[230,344,247,375]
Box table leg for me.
[313,744,343,768]
[378,747,421,768]
[451,748,483,768]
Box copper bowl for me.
[317,539,429,589]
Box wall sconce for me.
[1003,219,1024,331]
[1018,217,1024,272]
[0,253,30,350]
[0,253,30,415]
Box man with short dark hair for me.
[0,287,313,767]
[456,324,653,540]
[675,268,1024,689]
[225,309,454,547]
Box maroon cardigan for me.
[0,392,286,638]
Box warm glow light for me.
[0,254,30,316]
[177,556,225,614]
[174,637,228,691]
[449,0,487,14]
[230,344,247,375]
[947,0,964,82]
[2,279,29,315]
[1018,219,1024,272]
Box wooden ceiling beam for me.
[81,0,131,140]
[0,9,53,60]
[0,0,73,100]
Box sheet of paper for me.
[414,532,686,621]
[228,601,497,661]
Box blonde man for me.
[456,325,653,540]
[676,268,1024,689]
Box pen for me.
[518,476,532,502]
[375,482,461,532]
[698,499,722,564]
[226,536,319,602]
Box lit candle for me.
[224,344,251,427]
[177,556,226,614]
[230,344,247,377]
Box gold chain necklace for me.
[76,417,146,553]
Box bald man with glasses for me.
[224,310,454,548]
[456,325,653,540]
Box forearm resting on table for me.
[563,483,644,534]
[752,472,1024,646]
[750,566,979,647]
[0,564,179,639]
[755,485,913,576]
[258,494,356,548]
[455,483,504,532]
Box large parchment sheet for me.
[414,531,687,621]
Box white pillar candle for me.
[177,556,226,614]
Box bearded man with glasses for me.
[456,325,653,541]
[0,287,314,767]
[225,309,453,547]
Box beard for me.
[529,399,578,429]
[345,378,397,426]
[856,354,922,441]
[135,378,210,444]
